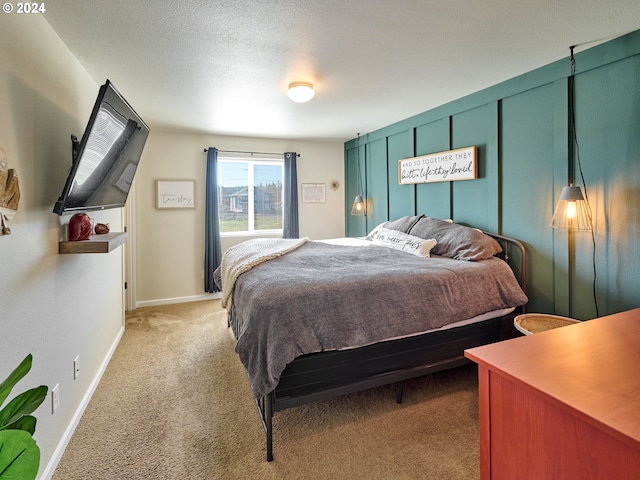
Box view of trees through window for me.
[217,159,283,233]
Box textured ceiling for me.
[43,0,640,141]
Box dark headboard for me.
[485,231,528,312]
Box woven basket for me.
[514,313,580,335]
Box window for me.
[217,158,284,234]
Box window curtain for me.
[204,147,222,292]
[282,152,299,239]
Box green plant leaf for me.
[0,430,40,480]
[0,387,48,432]
[0,355,32,408]
[4,416,36,436]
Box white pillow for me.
[365,222,386,240]
[371,227,437,258]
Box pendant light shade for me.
[351,195,365,216]
[550,185,593,230]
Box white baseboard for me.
[39,325,125,480]
[135,292,221,309]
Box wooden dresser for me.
[465,308,640,480]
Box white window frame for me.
[218,156,284,236]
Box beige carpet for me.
[53,300,480,479]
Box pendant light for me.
[550,184,592,230]
[550,46,593,231]
[550,45,599,318]
[351,133,365,216]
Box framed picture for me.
[302,183,326,203]
[398,146,477,185]
[156,180,195,209]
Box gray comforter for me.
[226,241,528,399]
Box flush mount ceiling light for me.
[287,82,314,103]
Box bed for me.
[216,215,528,461]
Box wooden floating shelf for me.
[59,232,128,254]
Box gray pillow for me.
[408,216,502,261]
[383,215,424,233]
[365,215,424,240]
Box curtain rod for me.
[203,148,299,157]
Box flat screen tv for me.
[53,79,150,215]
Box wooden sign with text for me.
[398,146,477,184]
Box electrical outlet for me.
[74,355,80,380]
[52,384,60,413]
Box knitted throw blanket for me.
[220,237,309,309]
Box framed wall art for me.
[301,183,326,203]
[398,146,477,185]
[156,180,195,209]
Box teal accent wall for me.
[344,30,640,319]
[574,54,640,317]
[366,137,389,230]
[345,142,366,236]
[387,130,415,220]
[415,118,450,219]
[501,82,566,315]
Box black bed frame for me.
[229,232,527,461]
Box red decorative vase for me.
[68,213,92,241]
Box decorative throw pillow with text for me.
[371,227,437,257]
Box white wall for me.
[134,131,345,306]
[0,15,127,479]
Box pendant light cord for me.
[356,133,363,198]
[570,46,600,318]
